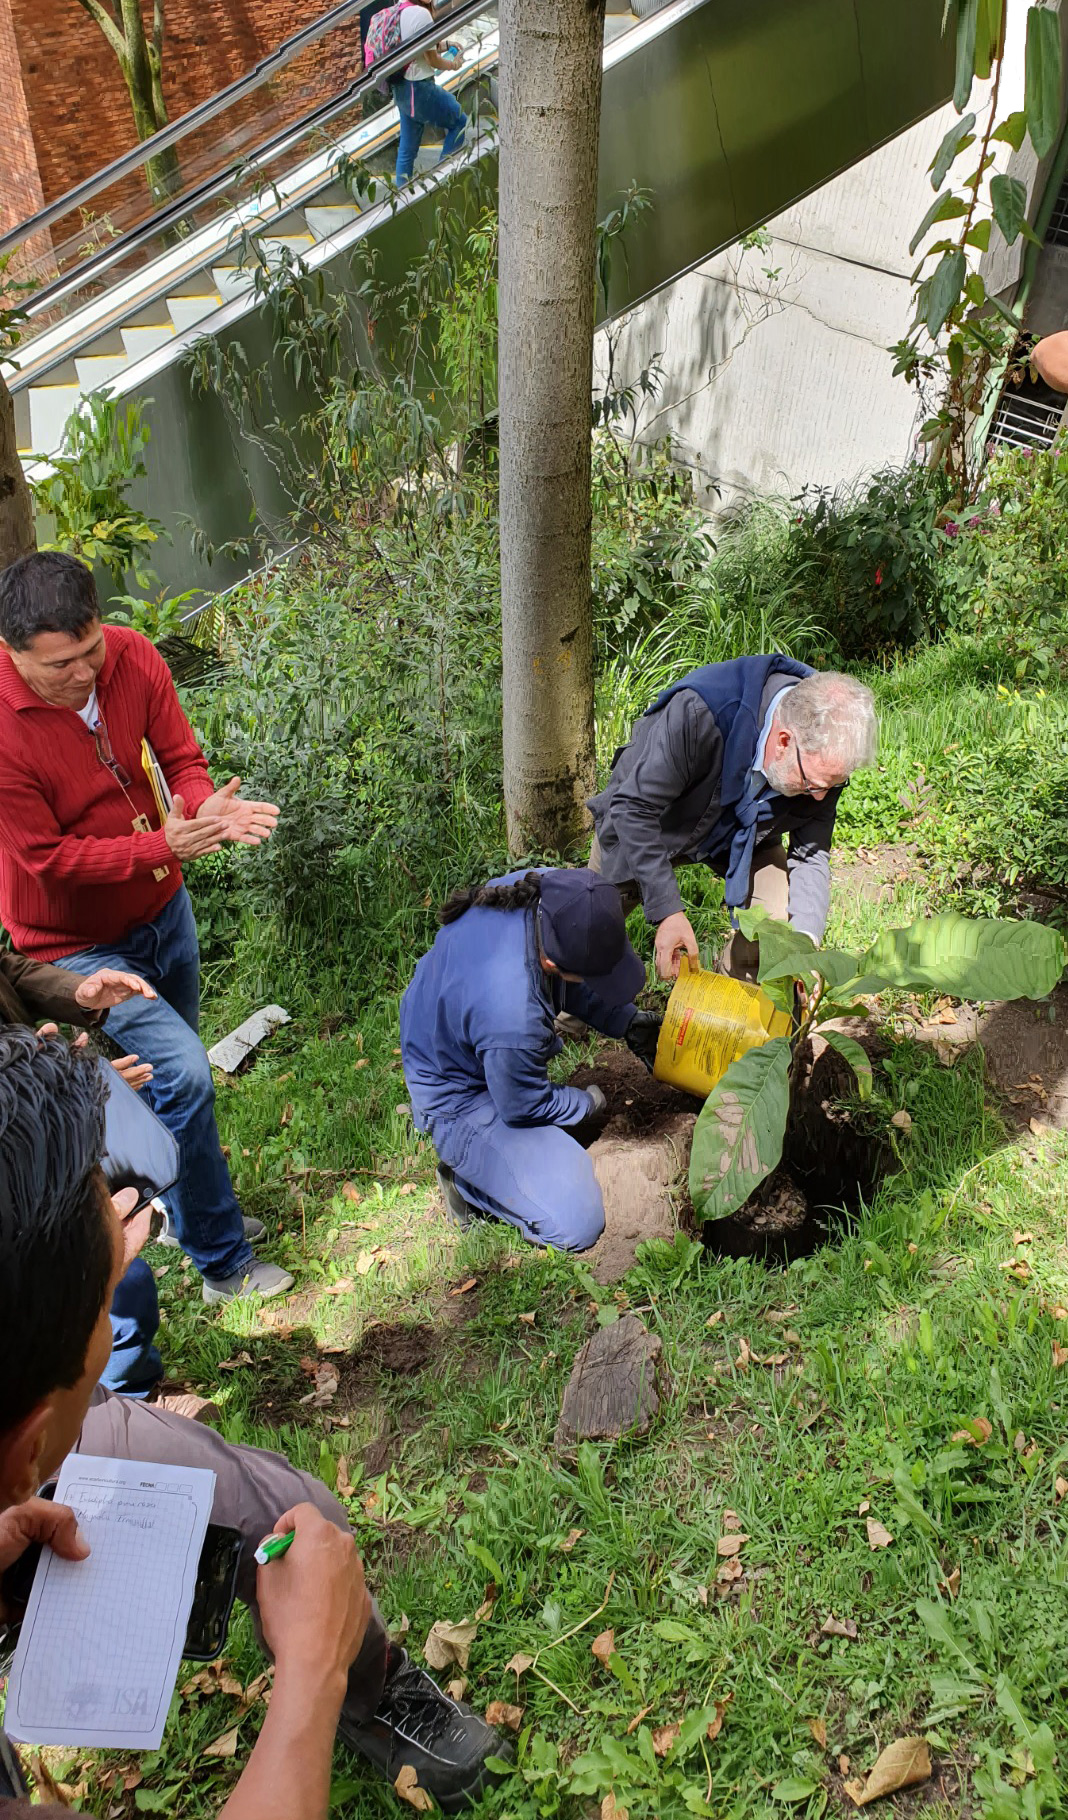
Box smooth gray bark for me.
[498,0,606,857]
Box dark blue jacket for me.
[588,656,840,934]
[400,873,637,1135]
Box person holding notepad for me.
[0,1031,508,1814]
[0,551,290,1306]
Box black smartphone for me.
[98,1055,180,1215]
[0,1494,243,1665]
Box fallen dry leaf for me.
[219,1351,253,1371]
[706,1694,733,1741]
[341,1182,361,1202]
[1029,1117,1051,1138]
[474,1596,496,1622]
[336,1455,355,1498]
[559,1527,584,1552]
[952,1417,993,1446]
[518,1311,536,1325]
[486,1700,524,1732]
[890,1109,912,1131]
[717,1533,749,1557]
[601,1795,629,1820]
[715,1556,744,1585]
[423,1618,478,1671]
[939,1566,961,1599]
[446,1677,467,1701]
[722,1508,742,1532]
[241,1671,272,1708]
[395,1764,435,1811]
[696,1584,709,1606]
[399,1182,418,1195]
[839,1755,852,1776]
[202,1727,240,1759]
[651,1722,680,1757]
[866,1517,894,1550]
[858,1499,871,1516]
[504,1651,535,1678]
[322,1277,354,1296]
[821,1615,858,1640]
[299,1361,339,1408]
[1012,1230,1034,1246]
[845,1737,932,1806]
[592,1627,616,1665]
[783,1328,802,1345]
[450,1276,479,1296]
[1053,1341,1068,1370]
[706,1310,724,1328]
[809,1717,828,1749]
[626,1704,654,1735]
[735,1336,751,1371]
[354,1057,370,1070]
[355,1250,378,1276]
[1056,1476,1068,1502]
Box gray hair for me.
[775,672,878,774]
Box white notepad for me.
[6,1454,216,1751]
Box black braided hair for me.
[438,870,543,926]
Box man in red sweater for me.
[0,551,291,1304]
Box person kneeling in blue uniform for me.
[400,867,660,1252]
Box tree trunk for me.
[498,0,605,858]
[0,370,35,569]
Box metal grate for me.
[1046,168,1068,246]
[989,385,1065,450]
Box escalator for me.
[3,0,953,596]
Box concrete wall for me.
[595,1,1034,508]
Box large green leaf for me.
[954,0,978,108]
[849,912,1065,1002]
[1025,3,1062,157]
[990,172,1028,244]
[689,1038,791,1223]
[924,249,966,336]
[909,191,968,256]
[820,1030,873,1100]
[930,111,976,188]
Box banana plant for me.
[689,909,1067,1223]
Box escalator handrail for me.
[0,0,491,261]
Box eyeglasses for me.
[92,716,132,789]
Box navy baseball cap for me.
[538,868,646,1008]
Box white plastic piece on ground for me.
[208,1004,292,1073]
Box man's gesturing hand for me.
[196,777,280,847]
[74,968,157,1010]
[256,1504,370,1689]
[0,1499,89,1618]
[654,912,699,981]
[164,794,230,861]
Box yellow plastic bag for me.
[652,957,792,1100]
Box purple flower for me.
[966,515,981,528]
[943,520,959,538]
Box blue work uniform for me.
[400,880,638,1251]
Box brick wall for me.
[4,0,365,254]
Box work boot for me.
[201,1259,294,1305]
[337,1648,513,1813]
[435,1164,479,1231]
[159,1210,267,1249]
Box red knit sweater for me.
[0,626,215,960]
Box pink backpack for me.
[364,2,416,81]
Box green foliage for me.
[689,908,1066,1223]
[940,442,1068,680]
[897,1,1062,495]
[32,393,166,589]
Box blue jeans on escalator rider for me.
[394,77,467,184]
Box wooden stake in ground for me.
[497,0,606,857]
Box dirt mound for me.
[352,1321,436,1375]
[569,1047,703,1138]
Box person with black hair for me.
[400,867,660,1250]
[0,550,289,1306]
[0,1029,508,1817]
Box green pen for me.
[254,1531,295,1566]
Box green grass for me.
[26,642,1068,1820]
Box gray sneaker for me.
[201,1258,294,1305]
[159,1211,268,1250]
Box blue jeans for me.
[59,886,253,1282]
[429,1094,605,1251]
[394,78,467,184]
[102,1260,163,1399]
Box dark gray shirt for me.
[587,679,838,938]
